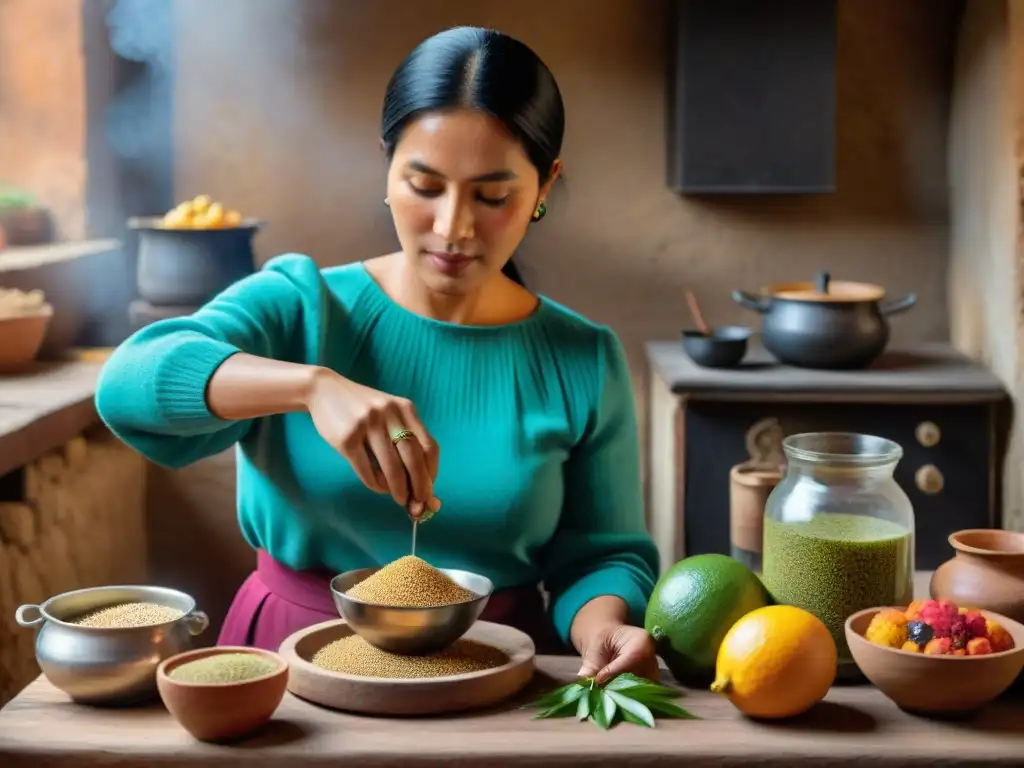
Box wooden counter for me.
[0,654,1021,767]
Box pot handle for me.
[184,610,210,637]
[879,293,917,317]
[732,290,770,313]
[15,604,44,629]
[815,270,831,294]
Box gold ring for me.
[390,429,415,445]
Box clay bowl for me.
[156,646,289,743]
[0,309,52,374]
[846,607,1024,716]
[331,567,492,655]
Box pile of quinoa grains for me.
[70,602,184,628]
[168,653,279,684]
[312,635,508,678]
[346,555,476,607]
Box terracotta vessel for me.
[845,606,1024,715]
[156,646,288,743]
[930,529,1024,623]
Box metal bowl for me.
[15,585,209,706]
[330,567,493,655]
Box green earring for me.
[532,201,547,222]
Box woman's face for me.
[386,108,559,294]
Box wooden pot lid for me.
[765,280,886,303]
[278,619,536,716]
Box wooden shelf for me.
[0,359,104,478]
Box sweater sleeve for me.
[94,253,325,469]
[544,328,661,646]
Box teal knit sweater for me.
[95,254,659,643]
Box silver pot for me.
[16,585,209,706]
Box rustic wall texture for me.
[0,0,87,239]
[948,0,1024,533]
[169,0,956,384]
[0,432,147,707]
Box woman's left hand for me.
[576,624,659,685]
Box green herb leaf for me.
[591,689,617,730]
[533,697,581,720]
[606,673,681,696]
[643,697,699,720]
[606,690,655,728]
[604,672,650,689]
[526,672,699,728]
[525,681,587,711]
[619,708,652,728]
[575,688,592,720]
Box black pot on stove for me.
[731,271,917,370]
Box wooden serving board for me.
[279,619,536,716]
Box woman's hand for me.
[577,624,659,685]
[571,595,659,685]
[304,368,440,517]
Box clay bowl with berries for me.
[846,599,1024,716]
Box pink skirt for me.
[217,550,570,655]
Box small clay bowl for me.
[157,646,289,743]
[846,607,1024,716]
[681,325,750,368]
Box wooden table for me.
[0,655,1021,767]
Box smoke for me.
[103,0,174,162]
[106,0,174,71]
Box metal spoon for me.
[368,447,433,556]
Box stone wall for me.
[0,430,147,706]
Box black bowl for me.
[681,325,751,368]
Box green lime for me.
[645,553,771,684]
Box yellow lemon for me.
[710,604,837,719]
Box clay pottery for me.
[0,206,55,246]
[0,310,52,374]
[156,646,288,743]
[846,607,1024,715]
[930,529,1024,624]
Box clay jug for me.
[930,529,1024,623]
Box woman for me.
[96,26,660,684]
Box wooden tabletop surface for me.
[0,654,1021,767]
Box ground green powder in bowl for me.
[762,512,913,665]
[168,653,279,684]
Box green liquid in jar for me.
[762,512,913,661]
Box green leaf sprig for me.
[525,672,698,730]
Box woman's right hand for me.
[304,368,440,518]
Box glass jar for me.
[761,432,915,679]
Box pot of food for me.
[732,271,916,370]
[15,584,209,706]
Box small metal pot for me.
[16,585,209,706]
[732,271,916,370]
